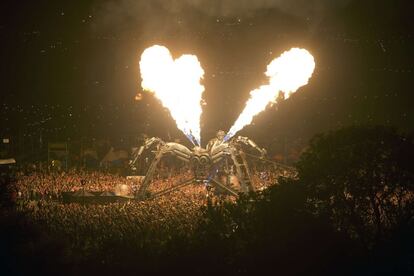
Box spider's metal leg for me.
[211,178,239,197]
[151,178,195,198]
[238,150,255,192]
[230,149,254,193]
[136,150,164,199]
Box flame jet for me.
[225,48,315,141]
[139,45,205,146]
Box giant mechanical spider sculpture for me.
[130,131,267,199]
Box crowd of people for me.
[20,188,207,255]
[11,162,291,201]
[4,161,292,256]
[14,169,135,200]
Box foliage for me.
[297,125,414,245]
[187,181,357,275]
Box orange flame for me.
[139,45,205,145]
[225,48,315,140]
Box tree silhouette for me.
[297,126,414,246]
[188,180,356,275]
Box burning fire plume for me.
[139,45,205,145]
[225,48,315,141]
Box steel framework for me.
[130,135,267,199]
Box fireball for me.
[139,45,205,145]
[225,48,315,140]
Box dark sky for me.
[0,0,413,146]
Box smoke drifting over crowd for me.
[95,0,353,20]
[93,0,354,35]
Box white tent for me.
[100,147,128,165]
[0,158,16,165]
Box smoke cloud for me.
[185,0,352,18]
[92,0,353,33]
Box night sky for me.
[1,0,413,148]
